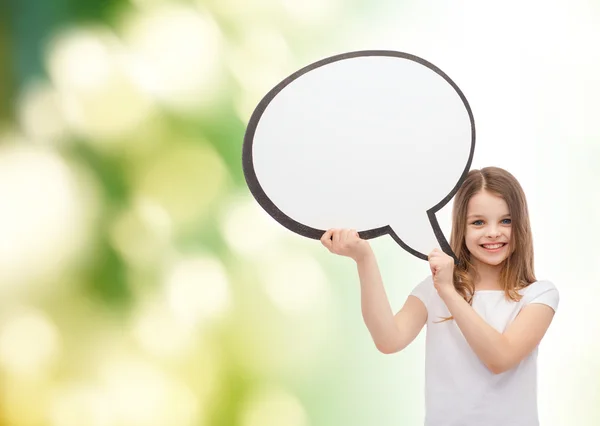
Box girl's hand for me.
[320,229,371,262]
[428,248,456,296]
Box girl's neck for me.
[472,258,503,290]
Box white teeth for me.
[482,243,504,249]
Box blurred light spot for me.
[110,198,172,267]
[48,28,113,91]
[203,0,280,23]
[102,358,198,426]
[131,300,194,358]
[229,28,294,123]
[123,4,222,113]
[46,26,153,143]
[180,336,221,406]
[282,0,340,24]
[131,305,221,411]
[220,194,285,257]
[0,145,92,289]
[18,81,68,144]
[49,28,115,90]
[0,309,60,376]
[134,142,228,229]
[2,376,52,426]
[50,383,114,426]
[239,385,309,426]
[260,253,330,315]
[229,28,293,117]
[129,0,167,8]
[166,255,231,327]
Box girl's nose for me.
[486,226,501,238]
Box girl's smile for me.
[480,242,507,253]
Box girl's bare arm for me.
[356,247,427,353]
[320,228,427,354]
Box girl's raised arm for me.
[321,229,427,354]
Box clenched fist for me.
[320,229,371,262]
[428,248,456,296]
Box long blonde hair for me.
[435,167,536,323]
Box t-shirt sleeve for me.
[409,275,435,310]
[522,280,559,312]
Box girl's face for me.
[465,190,512,267]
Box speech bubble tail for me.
[389,213,456,262]
[427,212,458,263]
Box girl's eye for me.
[501,219,512,225]
[472,220,484,226]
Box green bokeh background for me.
[0,1,598,425]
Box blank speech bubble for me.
[243,50,475,260]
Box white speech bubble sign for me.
[243,51,475,260]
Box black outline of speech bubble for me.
[242,50,475,261]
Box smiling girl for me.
[321,167,558,426]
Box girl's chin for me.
[473,252,508,266]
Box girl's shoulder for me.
[519,279,558,294]
[409,275,436,306]
[518,279,559,310]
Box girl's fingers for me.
[345,229,356,242]
[428,249,440,258]
[321,229,333,250]
[321,228,362,254]
[321,229,333,241]
[428,257,439,276]
[342,229,358,246]
[429,248,454,263]
[332,229,341,245]
[338,229,348,244]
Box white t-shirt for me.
[409,276,559,426]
